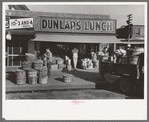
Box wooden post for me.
[98,55,105,81]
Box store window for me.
[6,40,27,66]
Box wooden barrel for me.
[27,69,37,77]
[28,76,37,85]
[15,69,26,78]
[16,77,26,85]
[25,53,36,62]
[21,61,32,70]
[38,67,48,77]
[38,76,48,84]
[63,75,72,83]
[33,60,43,70]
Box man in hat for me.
[44,48,52,78]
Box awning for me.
[31,33,122,43]
[6,29,36,39]
[120,40,144,44]
[6,29,35,36]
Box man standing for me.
[44,48,52,78]
[72,48,79,69]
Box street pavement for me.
[6,89,126,99]
[6,89,143,99]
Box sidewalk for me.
[6,69,103,92]
[6,68,120,93]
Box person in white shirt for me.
[114,47,126,63]
[72,48,79,69]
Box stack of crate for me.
[57,59,66,70]
[51,57,66,70]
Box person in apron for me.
[44,48,52,78]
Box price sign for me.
[9,18,33,29]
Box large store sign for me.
[40,17,116,34]
[6,18,33,29]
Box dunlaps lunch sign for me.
[40,17,116,34]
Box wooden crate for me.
[51,64,58,70]
[58,64,66,70]
[52,59,57,64]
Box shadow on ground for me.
[62,69,99,83]
[61,69,118,90]
[54,77,63,82]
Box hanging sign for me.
[9,18,33,29]
[40,17,116,34]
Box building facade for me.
[5,9,120,67]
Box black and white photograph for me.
[3,2,147,120]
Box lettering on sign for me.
[40,17,116,34]
[9,18,33,29]
[5,17,10,29]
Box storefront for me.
[5,9,121,68]
[5,15,36,67]
[36,12,119,59]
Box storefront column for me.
[28,40,35,54]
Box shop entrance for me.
[6,40,27,66]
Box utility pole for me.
[126,14,133,42]
[126,14,133,65]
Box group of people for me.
[98,46,128,63]
[40,47,79,78]
[41,45,131,78]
